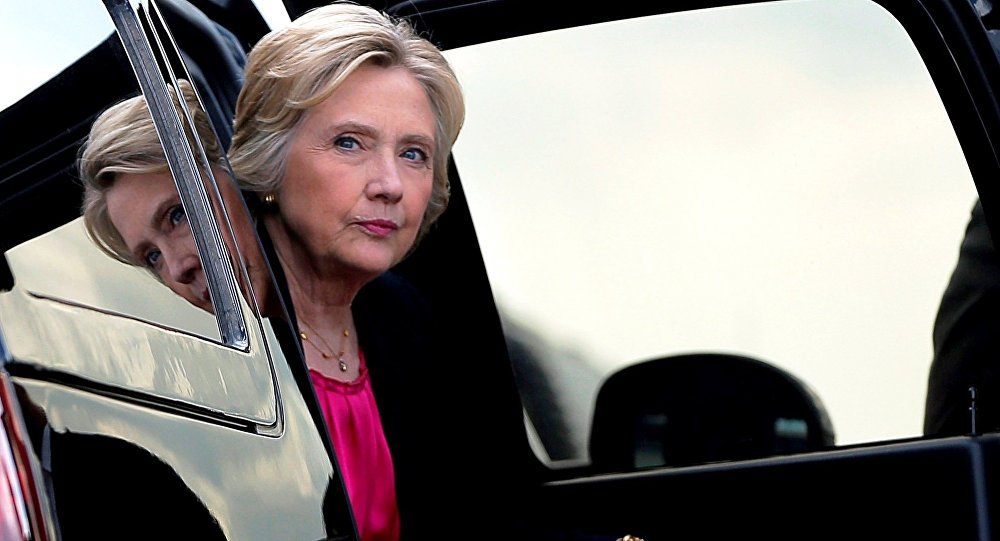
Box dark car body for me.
[4,0,1000,539]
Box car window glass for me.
[0,29,224,341]
[0,0,263,343]
[6,218,219,338]
[445,0,978,466]
[0,0,283,429]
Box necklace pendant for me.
[339,360,348,372]
[321,352,332,359]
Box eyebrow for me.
[148,197,177,231]
[401,132,436,151]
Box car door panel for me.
[11,344,340,541]
[541,436,993,539]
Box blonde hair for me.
[228,2,464,242]
[79,79,224,265]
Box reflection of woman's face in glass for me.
[105,167,274,316]
[106,170,213,312]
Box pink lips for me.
[357,219,398,237]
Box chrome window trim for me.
[103,0,248,349]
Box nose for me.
[365,152,404,204]
[161,245,201,286]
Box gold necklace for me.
[298,319,350,372]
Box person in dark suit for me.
[227,4,519,540]
[924,198,1000,436]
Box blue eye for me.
[145,249,162,269]
[168,205,185,226]
[401,148,428,162]
[334,136,359,150]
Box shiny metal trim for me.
[102,0,248,349]
[0,318,10,366]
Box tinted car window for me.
[0,0,222,340]
[445,0,978,465]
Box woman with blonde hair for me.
[228,3,493,540]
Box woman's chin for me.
[342,246,409,276]
[349,259,398,281]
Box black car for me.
[3,0,1000,539]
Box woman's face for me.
[106,170,213,312]
[275,63,436,282]
[105,167,269,315]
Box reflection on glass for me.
[77,80,220,313]
[5,77,271,341]
[0,4,240,338]
[446,0,978,465]
[0,0,290,478]
[6,219,219,338]
[6,78,224,338]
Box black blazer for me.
[353,272,540,540]
[256,221,536,538]
[258,203,543,538]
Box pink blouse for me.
[309,352,400,541]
